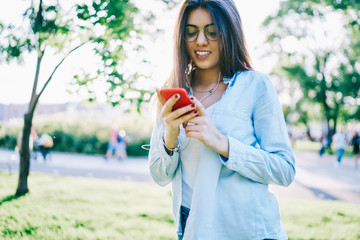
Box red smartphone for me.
[159,88,192,111]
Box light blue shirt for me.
[149,70,296,240]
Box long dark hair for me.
[164,0,253,90]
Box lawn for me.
[292,140,353,157]
[1,171,360,240]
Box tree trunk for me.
[322,97,334,142]
[15,49,43,196]
[15,113,34,196]
[13,41,84,195]
[333,116,337,135]
[324,117,333,137]
[305,126,313,141]
[300,115,313,141]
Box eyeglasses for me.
[184,24,218,42]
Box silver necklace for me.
[190,72,222,102]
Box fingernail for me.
[190,96,194,100]
[175,94,180,98]
[191,104,195,108]
[194,110,198,114]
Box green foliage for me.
[0,0,167,195]
[262,0,360,133]
[50,130,108,155]
[0,135,17,150]
[0,0,166,109]
[0,110,153,156]
[73,0,152,108]
[126,137,150,156]
[0,125,21,149]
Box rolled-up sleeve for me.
[148,120,180,186]
[222,77,296,186]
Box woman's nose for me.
[196,29,208,45]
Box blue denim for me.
[177,233,183,240]
[337,148,345,163]
[177,206,190,240]
[319,145,325,156]
[149,70,295,239]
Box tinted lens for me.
[205,24,217,41]
[185,26,198,41]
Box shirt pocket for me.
[212,109,253,141]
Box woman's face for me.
[185,8,220,72]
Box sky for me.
[0,0,280,105]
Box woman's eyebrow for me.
[185,23,215,27]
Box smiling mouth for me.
[195,50,210,56]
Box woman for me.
[149,0,296,239]
[351,132,359,169]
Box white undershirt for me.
[180,104,215,208]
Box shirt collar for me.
[223,71,239,85]
[223,76,232,84]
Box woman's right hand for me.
[156,89,198,149]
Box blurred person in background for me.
[15,132,22,155]
[319,132,327,158]
[30,128,39,160]
[15,128,38,160]
[332,129,347,167]
[351,131,359,169]
[318,132,332,158]
[105,125,120,160]
[117,129,128,160]
[37,132,54,161]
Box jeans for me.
[177,206,190,240]
[337,148,344,163]
[176,206,277,240]
[319,145,325,156]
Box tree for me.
[0,0,163,196]
[262,0,360,139]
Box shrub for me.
[0,109,153,157]
[126,137,150,157]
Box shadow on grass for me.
[0,194,24,206]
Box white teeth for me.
[196,51,210,56]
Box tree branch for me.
[31,42,88,114]
[29,47,45,111]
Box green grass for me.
[293,140,353,157]
[1,171,360,240]
[292,140,323,152]
[0,171,175,240]
[280,198,360,240]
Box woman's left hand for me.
[185,96,229,158]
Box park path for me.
[269,151,360,204]
[0,148,359,204]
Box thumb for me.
[156,88,165,106]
